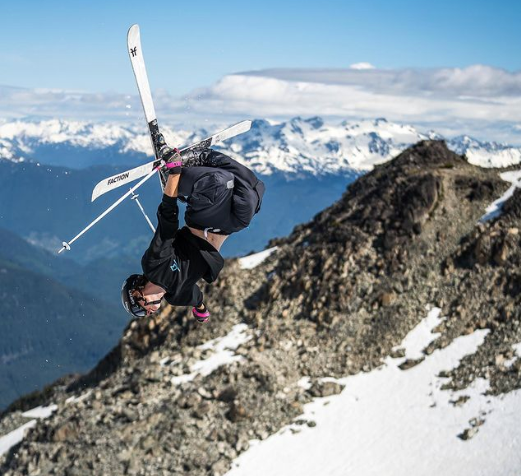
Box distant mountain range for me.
[1,116,521,172]
[0,227,128,409]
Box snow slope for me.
[226,307,521,476]
[0,421,36,457]
[169,324,252,386]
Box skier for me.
[121,144,265,323]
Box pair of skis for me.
[58,24,251,254]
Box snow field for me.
[225,307,521,476]
[0,421,37,457]
[21,404,58,419]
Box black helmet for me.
[121,274,148,318]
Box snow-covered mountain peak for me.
[231,118,521,173]
[0,116,520,173]
[229,116,429,175]
[449,134,521,168]
[0,118,193,165]
[0,119,137,162]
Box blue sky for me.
[1,0,520,95]
[1,0,520,143]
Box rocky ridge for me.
[1,140,521,475]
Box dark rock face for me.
[261,141,492,327]
[2,140,521,475]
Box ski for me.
[91,120,252,201]
[127,24,168,162]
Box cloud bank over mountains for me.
[0,86,140,121]
[1,65,520,144]
[236,64,521,96]
[186,65,521,143]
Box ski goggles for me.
[136,292,163,309]
[126,292,162,318]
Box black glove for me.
[160,147,182,175]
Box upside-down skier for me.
[121,142,265,323]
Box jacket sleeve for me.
[142,195,179,262]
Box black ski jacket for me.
[141,195,224,307]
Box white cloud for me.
[233,65,521,97]
[349,63,376,70]
[0,85,186,123]
[189,75,516,124]
[1,65,521,144]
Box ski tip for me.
[58,242,71,254]
[128,24,139,36]
[234,120,252,133]
[91,186,102,202]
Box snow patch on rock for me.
[171,324,252,385]
[239,247,278,269]
[0,404,57,457]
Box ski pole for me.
[131,191,156,233]
[58,166,160,254]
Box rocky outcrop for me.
[2,140,521,475]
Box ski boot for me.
[151,131,179,164]
[192,302,210,323]
[180,146,218,168]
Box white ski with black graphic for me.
[91,120,252,201]
[127,24,167,161]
